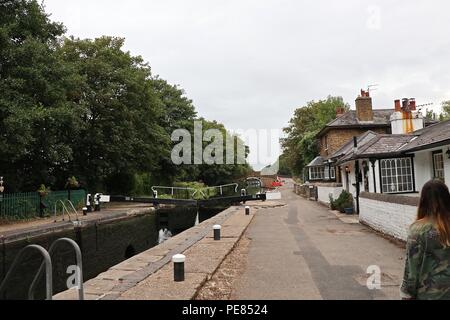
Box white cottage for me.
[332,101,450,241]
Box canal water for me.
[0,205,227,300]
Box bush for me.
[330,191,354,213]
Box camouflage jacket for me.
[401,221,450,300]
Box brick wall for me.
[320,127,388,157]
[359,193,418,241]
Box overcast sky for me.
[43,0,450,168]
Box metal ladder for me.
[54,200,79,223]
[0,238,84,300]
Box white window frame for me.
[309,166,325,181]
[380,158,414,194]
[330,166,336,179]
[433,151,445,182]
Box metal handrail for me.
[54,200,72,222]
[29,238,84,300]
[0,245,53,300]
[151,186,205,199]
[54,200,68,222]
[64,200,79,222]
[203,183,239,196]
[151,184,240,200]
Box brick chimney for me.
[336,107,346,117]
[355,89,374,122]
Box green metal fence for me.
[0,190,86,221]
[0,192,40,220]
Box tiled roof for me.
[400,120,450,152]
[318,109,437,138]
[357,135,415,157]
[325,119,450,165]
[334,133,416,165]
[326,109,393,127]
[306,156,326,168]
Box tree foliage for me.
[281,96,349,178]
[441,101,450,120]
[0,0,250,194]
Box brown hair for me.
[417,179,450,246]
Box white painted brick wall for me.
[360,198,417,241]
[317,186,343,205]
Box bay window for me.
[380,158,414,193]
[309,166,325,181]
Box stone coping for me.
[1,208,153,244]
[360,192,419,207]
[53,204,259,300]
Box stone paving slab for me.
[97,269,136,281]
[182,242,236,275]
[118,264,209,300]
[53,205,246,300]
[53,200,285,300]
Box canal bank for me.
[0,204,226,300]
[54,201,283,300]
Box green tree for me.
[0,0,79,191]
[0,0,253,195]
[441,101,450,120]
[148,77,198,185]
[282,96,349,177]
[193,119,251,186]
[59,36,170,192]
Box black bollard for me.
[94,193,101,212]
[87,194,93,212]
[213,225,221,241]
[245,206,250,216]
[83,207,88,216]
[173,254,186,282]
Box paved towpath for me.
[232,181,406,300]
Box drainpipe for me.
[354,137,360,215]
[370,159,377,193]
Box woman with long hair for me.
[401,179,450,300]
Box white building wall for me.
[414,151,433,191]
[360,197,417,241]
[411,144,450,191]
[317,185,343,205]
[340,161,363,198]
[443,145,450,185]
[361,160,381,193]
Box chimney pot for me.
[336,107,345,117]
[402,98,409,110]
[410,98,416,111]
[395,100,401,112]
[360,89,370,98]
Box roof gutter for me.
[402,139,450,153]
